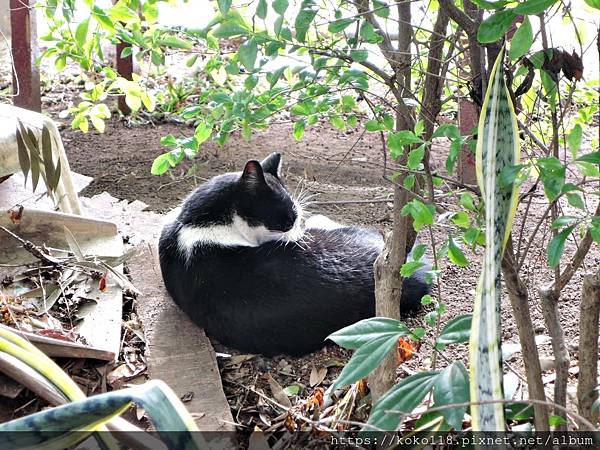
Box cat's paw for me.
[305,214,344,230]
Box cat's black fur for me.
[158,153,430,356]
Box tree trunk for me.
[368,0,414,405]
[577,271,600,428]
[502,238,549,431]
[539,286,569,431]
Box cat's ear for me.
[261,152,282,178]
[241,160,266,185]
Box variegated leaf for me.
[470,47,520,434]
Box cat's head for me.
[235,152,302,240]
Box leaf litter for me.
[0,225,147,421]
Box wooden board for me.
[82,193,236,433]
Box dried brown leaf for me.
[309,365,327,387]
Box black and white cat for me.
[158,153,430,356]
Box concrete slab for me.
[81,193,235,433]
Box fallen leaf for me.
[283,385,300,397]
[267,373,292,408]
[248,427,271,450]
[309,366,328,387]
[98,273,108,292]
[107,363,146,386]
[306,387,325,410]
[396,338,415,364]
[180,391,194,403]
[8,205,23,224]
[36,329,77,342]
[357,379,368,397]
[225,354,256,367]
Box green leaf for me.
[295,0,318,42]
[437,314,472,345]
[238,38,258,71]
[410,243,427,262]
[327,317,409,350]
[432,124,460,139]
[538,157,565,201]
[584,0,600,9]
[293,119,306,140]
[407,145,425,170]
[41,125,56,189]
[477,10,517,43]
[576,152,600,165]
[330,115,345,130]
[460,193,476,211]
[400,261,426,277]
[273,0,289,15]
[151,153,173,175]
[433,362,469,430]
[194,122,213,145]
[366,371,439,432]
[451,211,470,229]
[566,193,585,210]
[508,17,533,60]
[514,0,558,15]
[567,124,583,158]
[244,74,258,90]
[448,236,468,267]
[499,163,524,189]
[212,23,248,38]
[267,66,286,88]
[108,0,139,23]
[551,215,578,229]
[160,36,193,50]
[75,18,89,48]
[333,334,400,389]
[0,380,201,450]
[217,0,232,14]
[505,402,534,421]
[256,0,268,19]
[401,199,435,232]
[547,225,575,268]
[365,119,383,132]
[359,20,383,44]
[373,0,390,17]
[470,0,511,9]
[55,54,67,71]
[328,18,355,33]
[350,49,368,62]
[549,415,568,427]
[283,385,300,396]
[15,130,30,183]
[92,5,115,30]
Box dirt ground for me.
[2,49,598,433]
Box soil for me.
[2,49,598,435]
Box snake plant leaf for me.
[0,380,205,450]
[0,327,119,449]
[470,47,520,434]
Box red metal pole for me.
[113,0,133,115]
[10,0,41,112]
[116,41,133,115]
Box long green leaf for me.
[0,380,205,450]
[365,371,439,431]
[0,327,118,449]
[471,46,520,434]
[333,334,400,388]
[327,317,410,350]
